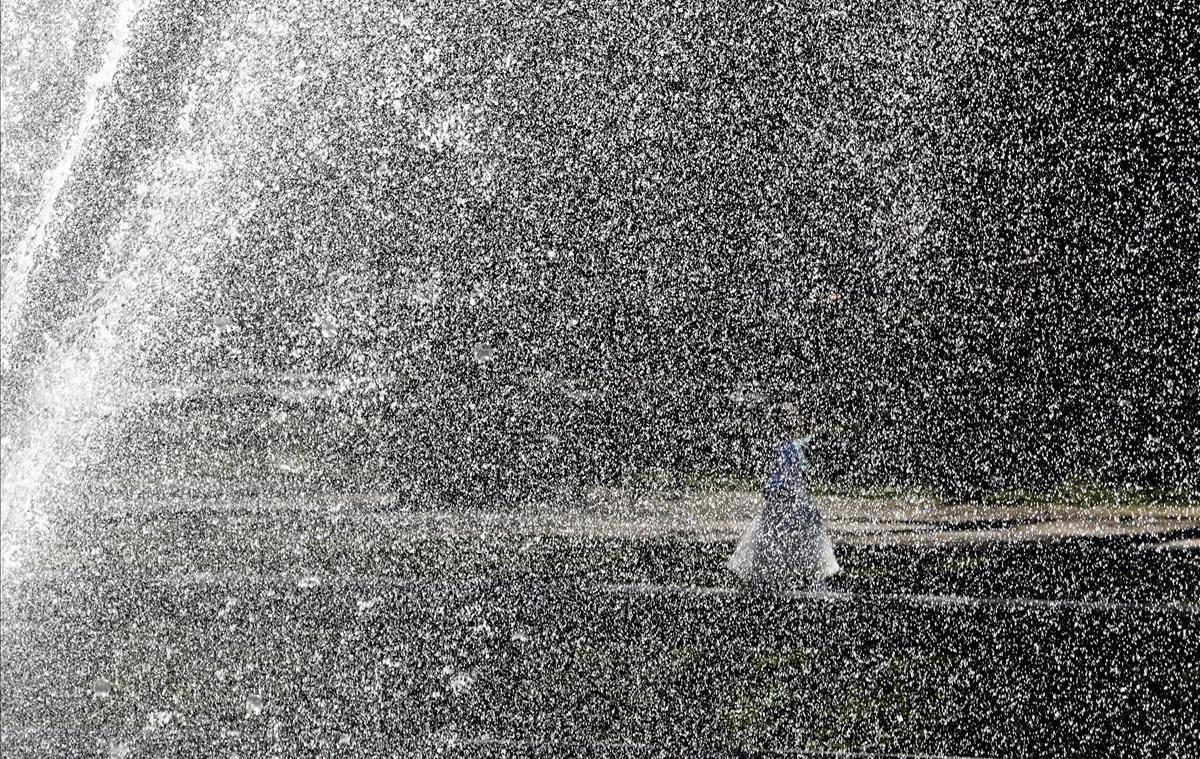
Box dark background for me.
[3,0,1197,502]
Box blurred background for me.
[2,0,1197,519]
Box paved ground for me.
[3,561,1195,758]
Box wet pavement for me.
[2,488,1197,758]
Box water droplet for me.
[245,694,264,717]
[146,710,174,730]
[315,313,339,339]
[356,597,380,612]
[447,671,474,696]
[274,457,306,475]
[91,676,112,698]
[472,343,495,364]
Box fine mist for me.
[2,0,1195,556]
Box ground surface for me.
[2,480,1197,758]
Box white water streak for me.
[0,0,146,373]
[0,2,284,568]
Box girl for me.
[727,405,840,589]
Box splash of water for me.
[0,0,474,571]
[0,0,287,566]
[0,0,146,375]
[0,0,151,574]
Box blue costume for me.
[749,435,829,586]
[764,435,815,498]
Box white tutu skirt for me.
[726,514,840,583]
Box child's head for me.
[769,402,803,439]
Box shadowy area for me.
[3,505,1197,757]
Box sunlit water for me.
[2,0,286,566]
[1,0,146,569]
[1,4,1194,756]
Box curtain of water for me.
[0,0,150,572]
[0,0,292,568]
[0,0,144,374]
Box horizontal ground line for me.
[3,572,1194,616]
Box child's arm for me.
[800,423,830,447]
